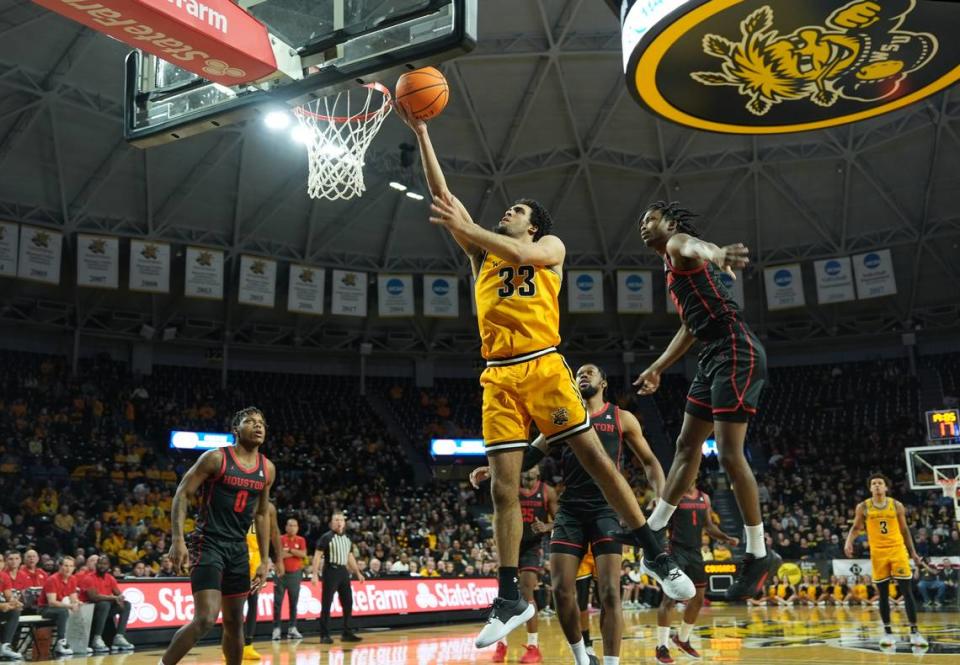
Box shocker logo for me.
[141,244,159,260]
[31,231,50,248]
[299,269,314,284]
[202,59,246,79]
[342,273,357,287]
[250,260,266,275]
[196,251,214,267]
[88,239,107,254]
[552,408,569,426]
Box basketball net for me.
[294,82,392,200]
[936,477,960,523]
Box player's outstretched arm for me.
[620,411,665,498]
[844,502,866,558]
[169,449,224,572]
[634,325,696,395]
[666,233,749,279]
[703,494,739,546]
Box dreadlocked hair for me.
[516,198,554,241]
[646,200,701,237]
[231,406,265,432]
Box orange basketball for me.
[395,67,449,121]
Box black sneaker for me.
[587,655,600,665]
[341,631,362,643]
[474,597,535,648]
[725,550,782,600]
[642,553,695,601]
[319,635,333,645]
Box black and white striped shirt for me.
[316,530,351,566]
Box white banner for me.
[184,246,224,300]
[17,225,62,285]
[763,264,805,310]
[287,265,325,315]
[129,240,170,293]
[617,270,653,313]
[424,274,458,318]
[715,270,745,310]
[568,270,604,313]
[76,234,119,289]
[853,249,897,300]
[378,274,414,317]
[814,256,855,304]
[237,255,276,308]
[832,559,873,578]
[0,222,18,277]
[331,269,367,317]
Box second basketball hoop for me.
[294,82,392,201]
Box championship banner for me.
[331,269,367,317]
[567,270,604,313]
[17,225,62,285]
[237,255,276,308]
[814,256,855,304]
[184,246,224,300]
[763,263,805,310]
[377,274,414,317]
[76,234,119,289]
[853,249,897,300]
[118,578,498,630]
[129,240,170,293]
[424,274,458,318]
[0,222,18,277]
[617,270,653,314]
[287,264,325,315]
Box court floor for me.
[86,605,960,664]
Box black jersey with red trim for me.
[665,256,745,342]
[669,489,709,551]
[519,480,549,546]
[195,447,268,541]
[559,403,623,511]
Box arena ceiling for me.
[0,0,959,358]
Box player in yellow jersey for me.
[397,106,693,658]
[844,473,927,649]
[239,503,283,660]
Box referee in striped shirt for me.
[310,512,364,643]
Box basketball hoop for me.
[294,82,392,200]
[936,476,960,523]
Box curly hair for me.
[516,198,554,241]
[868,473,892,490]
[645,200,701,237]
[231,406,265,433]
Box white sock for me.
[656,626,671,647]
[648,501,677,532]
[603,657,620,665]
[679,622,694,642]
[745,524,767,557]
[569,639,590,665]
[526,632,538,646]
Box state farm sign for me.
[32,0,277,85]
[119,578,498,629]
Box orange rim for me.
[294,82,392,123]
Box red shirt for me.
[40,574,78,606]
[0,571,15,594]
[80,573,119,601]
[15,568,48,590]
[281,535,307,572]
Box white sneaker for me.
[91,637,109,653]
[272,628,281,640]
[641,555,696,601]
[910,632,928,648]
[288,628,303,639]
[0,643,23,661]
[112,635,135,651]
[879,634,896,648]
[54,640,73,657]
[475,597,535,648]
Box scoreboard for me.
[926,409,960,442]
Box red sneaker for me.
[519,645,543,663]
[672,634,701,659]
[492,642,507,663]
[655,645,675,664]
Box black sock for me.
[910,625,918,634]
[498,566,519,600]
[582,629,591,647]
[631,523,664,558]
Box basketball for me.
[395,67,449,121]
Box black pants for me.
[273,570,303,630]
[91,600,131,643]
[0,609,20,644]
[319,566,352,637]
[40,607,69,640]
[244,592,258,646]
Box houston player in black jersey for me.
[633,201,779,600]
[655,482,738,664]
[161,407,275,665]
[477,363,670,665]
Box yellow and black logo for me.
[299,268,315,284]
[620,0,959,133]
[250,260,266,275]
[88,239,107,255]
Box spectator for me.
[80,555,134,653]
[129,562,152,579]
[918,559,946,607]
[156,556,177,578]
[366,559,383,579]
[16,549,47,590]
[273,517,307,641]
[390,553,411,575]
[0,551,24,661]
[712,542,732,562]
[40,556,81,657]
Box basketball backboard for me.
[124,0,476,147]
[905,444,960,491]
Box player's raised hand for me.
[712,243,749,279]
[634,367,661,395]
[470,465,491,489]
[392,100,426,133]
[169,539,189,574]
[430,193,472,230]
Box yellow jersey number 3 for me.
[498,265,536,298]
